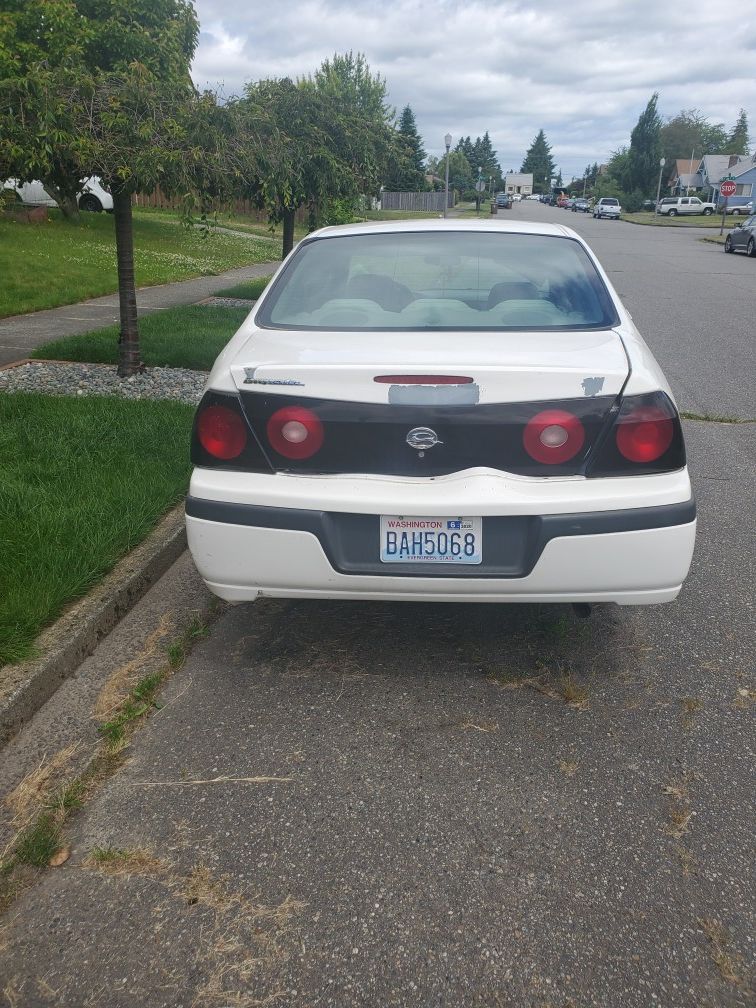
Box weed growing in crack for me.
[12,813,62,868]
[700,917,742,986]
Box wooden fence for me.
[380,191,451,212]
[131,188,308,224]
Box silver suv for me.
[593,198,621,219]
[656,196,715,216]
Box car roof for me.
[304,219,581,241]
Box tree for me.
[242,55,397,257]
[312,51,392,122]
[726,109,750,156]
[521,129,555,193]
[659,109,729,189]
[605,146,631,193]
[0,0,261,376]
[0,0,199,221]
[437,150,473,194]
[384,104,426,191]
[475,132,501,183]
[627,93,662,196]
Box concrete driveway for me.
[1,207,753,1008]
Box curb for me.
[0,504,188,748]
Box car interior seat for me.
[345,273,415,312]
[486,281,540,309]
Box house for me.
[726,155,756,211]
[668,158,702,195]
[502,172,533,196]
[698,154,750,203]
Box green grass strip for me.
[0,210,278,318]
[0,393,194,665]
[621,211,738,228]
[212,276,272,301]
[32,303,248,371]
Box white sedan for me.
[186,220,695,609]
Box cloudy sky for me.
[191,0,756,181]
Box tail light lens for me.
[197,405,247,460]
[191,392,270,471]
[586,392,685,477]
[616,405,674,462]
[267,406,324,459]
[523,409,585,464]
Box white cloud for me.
[191,0,756,179]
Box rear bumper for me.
[185,493,696,606]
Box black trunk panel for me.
[240,392,617,477]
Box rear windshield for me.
[257,231,619,331]
[601,199,619,205]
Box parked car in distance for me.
[656,196,715,216]
[722,200,753,215]
[2,177,113,212]
[186,218,696,609]
[495,192,512,209]
[593,198,621,219]
[511,193,523,201]
[572,199,591,213]
[723,215,756,256]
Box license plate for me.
[380,516,482,564]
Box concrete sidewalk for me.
[0,261,279,367]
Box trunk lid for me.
[230,328,628,405]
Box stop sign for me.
[721,180,737,197]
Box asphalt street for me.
[1,208,754,1008]
[531,205,755,421]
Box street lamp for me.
[655,157,666,216]
[443,132,452,218]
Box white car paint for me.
[187,219,695,607]
[3,177,113,212]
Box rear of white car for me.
[593,198,621,219]
[186,220,695,606]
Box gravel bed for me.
[201,296,256,307]
[0,361,207,405]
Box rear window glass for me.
[257,231,619,332]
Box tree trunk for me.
[41,178,80,223]
[113,190,143,378]
[282,208,295,258]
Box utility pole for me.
[443,133,452,218]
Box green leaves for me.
[240,53,398,234]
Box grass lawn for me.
[213,275,272,300]
[32,303,248,371]
[0,209,279,319]
[0,393,194,665]
[621,211,737,228]
[360,209,441,221]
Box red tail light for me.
[267,406,324,459]
[197,405,248,460]
[616,406,674,462]
[374,375,474,385]
[523,409,585,464]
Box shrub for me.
[623,190,646,213]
